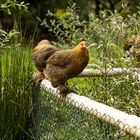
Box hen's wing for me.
[44,50,73,87]
[46,50,72,68]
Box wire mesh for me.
[31,74,140,140]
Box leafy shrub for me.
[40,2,140,67]
[0,0,29,47]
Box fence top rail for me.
[78,68,140,77]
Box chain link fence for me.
[31,70,140,140]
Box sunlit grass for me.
[0,47,34,139]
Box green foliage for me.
[136,95,140,113]
[0,0,29,15]
[1,0,140,39]
[0,29,20,47]
[0,0,29,47]
[0,47,34,140]
[40,2,87,45]
[40,2,140,66]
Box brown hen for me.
[124,35,140,67]
[33,40,89,95]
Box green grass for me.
[0,47,34,140]
[69,76,138,114]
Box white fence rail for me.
[78,68,140,77]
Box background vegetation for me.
[0,0,140,139]
[0,0,140,41]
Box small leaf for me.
[7,8,11,15]
[136,95,140,112]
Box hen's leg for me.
[57,83,77,96]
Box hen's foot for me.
[57,84,77,97]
